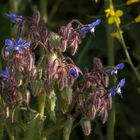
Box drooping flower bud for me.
[80,117,92,136]
[23,89,30,104]
[88,105,96,120]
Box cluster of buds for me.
[76,58,125,135]
[0,10,125,136]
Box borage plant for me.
[0,11,125,140]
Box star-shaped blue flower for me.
[5,38,30,53]
[80,19,101,35]
[109,78,125,96]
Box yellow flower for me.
[95,0,99,3]
[105,5,123,25]
[134,14,140,23]
[126,0,139,5]
[112,30,123,40]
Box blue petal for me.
[6,13,17,21]
[80,27,89,34]
[24,43,30,47]
[116,63,125,70]
[95,19,101,26]
[90,19,101,28]
[0,67,9,78]
[109,88,117,96]
[16,38,24,45]
[119,78,125,87]
[5,39,13,46]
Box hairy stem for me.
[40,0,48,23]
[38,91,46,118]
[116,24,140,83]
[9,0,18,37]
[105,0,115,140]
[6,125,15,140]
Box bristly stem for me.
[40,0,48,23]
[38,91,46,118]
[9,0,18,13]
[105,22,116,140]
[6,125,15,140]
[7,1,18,139]
[116,24,140,83]
[105,0,116,140]
[9,0,18,37]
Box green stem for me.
[77,36,93,66]
[9,0,18,12]
[116,24,140,83]
[106,23,116,140]
[6,125,15,140]
[38,91,46,118]
[48,0,63,22]
[105,1,115,140]
[9,0,18,37]
[40,0,48,23]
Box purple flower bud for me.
[69,67,81,78]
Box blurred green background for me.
[0,0,140,140]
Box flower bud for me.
[23,89,30,104]
[100,109,108,124]
[29,68,37,80]
[102,74,109,88]
[88,105,96,120]
[37,67,42,79]
[5,107,10,118]
[28,54,35,71]
[80,117,92,136]
[106,97,112,109]
[2,47,9,60]
[49,32,61,48]
[61,39,67,52]
[14,72,23,87]
[93,57,103,69]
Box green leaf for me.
[23,117,44,140]
[46,90,56,121]
[63,117,74,140]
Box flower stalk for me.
[40,0,48,23]
[38,91,46,119]
[105,1,115,140]
[116,24,140,83]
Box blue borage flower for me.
[6,13,23,24]
[80,19,101,35]
[5,38,30,53]
[109,78,125,97]
[110,63,125,75]
[69,67,81,78]
[0,67,10,79]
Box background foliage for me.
[0,0,140,140]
